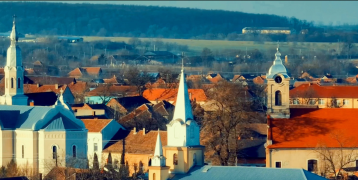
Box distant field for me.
[82,36,345,54]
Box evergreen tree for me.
[93,153,99,170]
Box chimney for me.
[133,127,137,134]
[143,128,146,135]
[37,83,40,88]
[29,100,34,106]
[189,92,192,100]
[92,111,96,116]
[55,84,58,89]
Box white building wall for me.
[14,130,38,173]
[87,133,102,168]
[167,121,186,147]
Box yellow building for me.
[242,27,295,35]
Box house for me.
[57,36,83,43]
[289,83,358,108]
[81,119,126,168]
[103,75,119,84]
[143,88,207,105]
[23,84,75,104]
[102,129,167,175]
[67,67,102,78]
[106,96,151,115]
[206,73,225,84]
[242,27,296,35]
[24,76,76,85]
[67,81,89,103]
[71,103,112,118]
[144,51,177,64]
[85,85,139,104]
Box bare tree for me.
[201,81,262,165]
[315,131,358,180]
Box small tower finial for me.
[277,41,280,52]
[181,52,184,72]
[13,14,16,24]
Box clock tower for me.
[266,47,290,118]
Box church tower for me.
[0,15,28,105]
[148,131,170,180]
[163,63,204,174]
[266,46,290,118]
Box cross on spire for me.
[13,14,16,24]
[277,41,280,52]
[181,52,185,71]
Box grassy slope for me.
[82,36,344,53]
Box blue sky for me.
[54,1,358,25]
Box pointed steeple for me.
[172,56,194,122]
[154,129,163,157]
[151,130,166,166]
[10,15,18,46]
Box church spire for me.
[172,53,193,122]
[151,130,166,166]
[10,15,18,46]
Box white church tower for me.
[162,62,204,174]
[148,131,170,180]
[266,46,290,118]
[0,15,28,105]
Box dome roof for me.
[267,48,289,79]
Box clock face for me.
[275,76,282,83]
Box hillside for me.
[0,2,312,39]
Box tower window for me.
[153,173,156,180]
[18,78,20,89]
[173,153,178,165]
[275,161,281,168]
[94,143,98,152]
[22,145,24,158]
[275,91,282,106]
[11,78,14,89]
[52,146,57,159]
[73,145,77,158]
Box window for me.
[22,145,24,158]
[318,99,325,105]
[11,78,14,88]
[153,173,156,180]
[293,99,299,105]
[309,99,316,105]
[343,99,349,105]
[275,162,281,168]
[173,154,178,165]
[275,91,282,106]
[17,78,20,89]
[94,143,98,152]
[72,145,77,158]
[336,100,341,106]
[308,160,317,172]
[52,146,57,159]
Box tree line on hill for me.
[0,2,314,39]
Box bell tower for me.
[0,15,28,105]
[266,46,290,118]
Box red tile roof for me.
[103,75,119,84]
[253,76,265,84]
[68,67,102,77]
[67,81,88,95]
[68,68,83,77]
[81,119,112,132]
[103,130,167,154]
[86,85,138,97]
[143,88,207,102]
[290,83,358,98]
[269,108,358,149]
[23,84,67,94]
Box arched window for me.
[17,78,20,89]
[193,153,197,165]
[275,91,282,106]
[148,159,152,166]
[153,173,156,180]
[52,146,57,159]
[173,153,178,165]
[308,159,317,172]
[11,78,14,89]
[22,145,24,158]
[73,145,77,158]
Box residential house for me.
[68,67,102,79]
[23,84,75,104]
[71,103,112,119]
[102,129,167,175]
[206,73,225,84]
[143,88,207,105]
[106,96,151,115]
[242,27,296,34]
[144,51,177,64]
[85,85,139,104]
[81,119,126,168]
[67,81,89,103]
